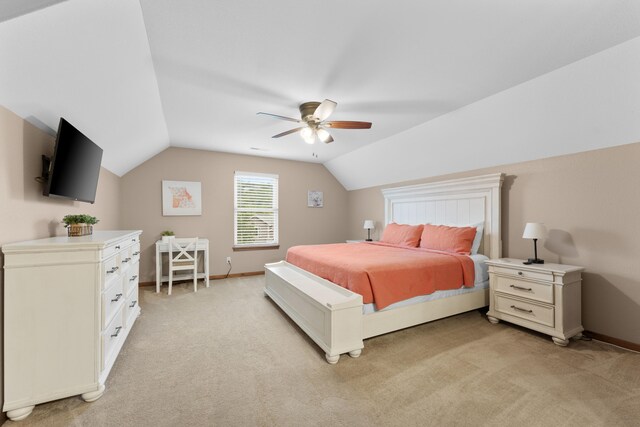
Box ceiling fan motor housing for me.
[299,102,322,122]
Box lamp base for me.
[365,239,373,242]
[523,258,544,265]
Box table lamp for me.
[522,222,546,264]
[363,220,375,241]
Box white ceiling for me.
[0,0,67,23]
[1,0,640,180]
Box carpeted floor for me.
[5,276,639,427]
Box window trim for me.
[233,171,279,249]
[232,244,280,252]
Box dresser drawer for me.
[102,243,118,262]
[131,244,141,264]
[491,265,553,282]
[124,268,139,297]
[495,294,554,328]
[103,281,125,328]
[125,286,139,327]
[120,251,134,270]
[105,239,128,261]
[102,255,120,288]
[494,275,553,304]
[102,307,125,372]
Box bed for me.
[264,173,504,363]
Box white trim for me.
[234,170,279,179]
[234,171,279,247]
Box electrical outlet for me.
[226,257,231,264]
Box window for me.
[234,171,279,248]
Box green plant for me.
[160,230,175,236]
[62,214,99,227]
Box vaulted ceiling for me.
[1,0,640,185]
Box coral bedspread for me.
[285,242,475,309]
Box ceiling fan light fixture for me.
[316,128,331,143]
[300,126,316,144]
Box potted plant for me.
[62,214,99,237]
[161,230,175,243]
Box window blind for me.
[234,171,279,247]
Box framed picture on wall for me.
[308,190,323,208]
[162,180,202,216]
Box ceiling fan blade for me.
[257,112,301,123]
[313,99,337,121]
[324,121,372,129]
[272,127,304,138]
[316,128,334,144]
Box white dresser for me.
[485,258,584,346]
[2,230,142,421]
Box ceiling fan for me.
[257,99,372,144]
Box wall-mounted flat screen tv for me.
[43,118,103,204]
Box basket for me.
[67,224,93,237]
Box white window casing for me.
[234,171,279,247]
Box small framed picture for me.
[308,190,323,208]
[162,180,202,216]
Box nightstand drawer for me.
[494,276,553,304]
[495,294,554,328]
[491,265,553,282]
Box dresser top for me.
[2,230,142,253]
[485,258,584,273]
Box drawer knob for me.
[129,275,138,281]
[510,284,532,292]
[107,266,119,274]
[133,251,140,256]
[129,300,137,308]
[122,257,131,263]
[518,271,523,276]
[111,326,123,338]
[131,238,136,242]
[115,245,121,250]
[111,293,123,302]
[510,305,533,314]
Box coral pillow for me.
[380,223,424,247]
[420,224,477,255]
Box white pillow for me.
[469,222,484,255]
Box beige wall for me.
[0,105,121,422]
[120,147,348,282]
[347,142,640,345]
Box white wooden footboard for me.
[264,261,364,364]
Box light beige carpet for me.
[5,276,639,427]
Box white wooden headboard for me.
[381,173,504,259]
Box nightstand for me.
[485,258,584,346]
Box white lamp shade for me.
[522,222,546,239]
[363,220,375,230]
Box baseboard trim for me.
[210,271,265,280]
[585,330,640,352]
[139,271,265,287]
